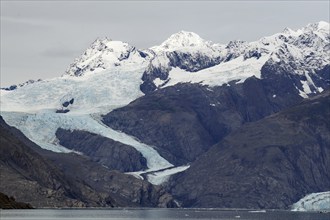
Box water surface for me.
[1,208,329,220]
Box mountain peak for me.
[154,30,209,51]
[303,21,329,33]
[89,37,133,53]
[65,37,140,76]
[91,37,112,45]
[280,21,329,37]
[282,27,296,35]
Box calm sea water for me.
[1,208,329,220]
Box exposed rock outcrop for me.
[170,91,330,209]
[103,70,307,165]
[55,128,147,172]
[0,192,33,209]
[0,116,177,208]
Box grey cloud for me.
[1,16,50,28]
[41,47,81,58]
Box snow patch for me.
[147,165,190,185]
[301,80,312,94]
[162,55,270,88]
[298,90,309,98]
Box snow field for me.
[1,111,173,171]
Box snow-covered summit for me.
[152,31,215,52]
[303,20,329,34]
[281,21,329,37]
[63,21,329,84]
[65,37,151,77]
[3,21,329,99]
[51,21,330,98]
[265,21,329,73]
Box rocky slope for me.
[55,128,147,172]
[0,21,329,209]
[0,117,94,207]
[102,64,316,165]
[0,192,33,209]
[0,116,177,208]
[169,91,330,208]
[101,21,329,165]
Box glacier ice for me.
[291,191,330,211]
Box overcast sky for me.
[1,1,329,87]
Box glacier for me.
[1,21,329,185]
[0,66,176,183]
[292,191,330,212]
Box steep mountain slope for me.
[55,128,147,172]
[102,21,329,166]
[0,21,329,208]
[102,74,307,165]
[0,192,33,209]
[0,116,177,207]
[0,117,99,207]
[169,91,330,209]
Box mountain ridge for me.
[0,21,329,209]
[169,90,330,208]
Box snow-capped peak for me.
[152,30,213,51]
[280,21,329,38]
[303,21,329,34]
[65,37,150,77]
[89,37,112,50]
[282,27,300,36]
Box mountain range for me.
[1,21,329,209]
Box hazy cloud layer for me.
[1,1,329,87]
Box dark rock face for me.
[167,51,221,72]
[311,64,330,89]
[42,152,177,208]
[56,109,70,114]
[261,60,330,99]
[55,128,147,172]
[0,117,96,208]
[1,85,17,91]
[57,98,75,113]
[103,84,220,165]
[170,91,330,209]
[140,65,170,94]
[0,116,177,208]
[0,192,33,209]
[140,50,221,94]
[261,63,304,107]
[1,79,42,91]
[103,72,305,165]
